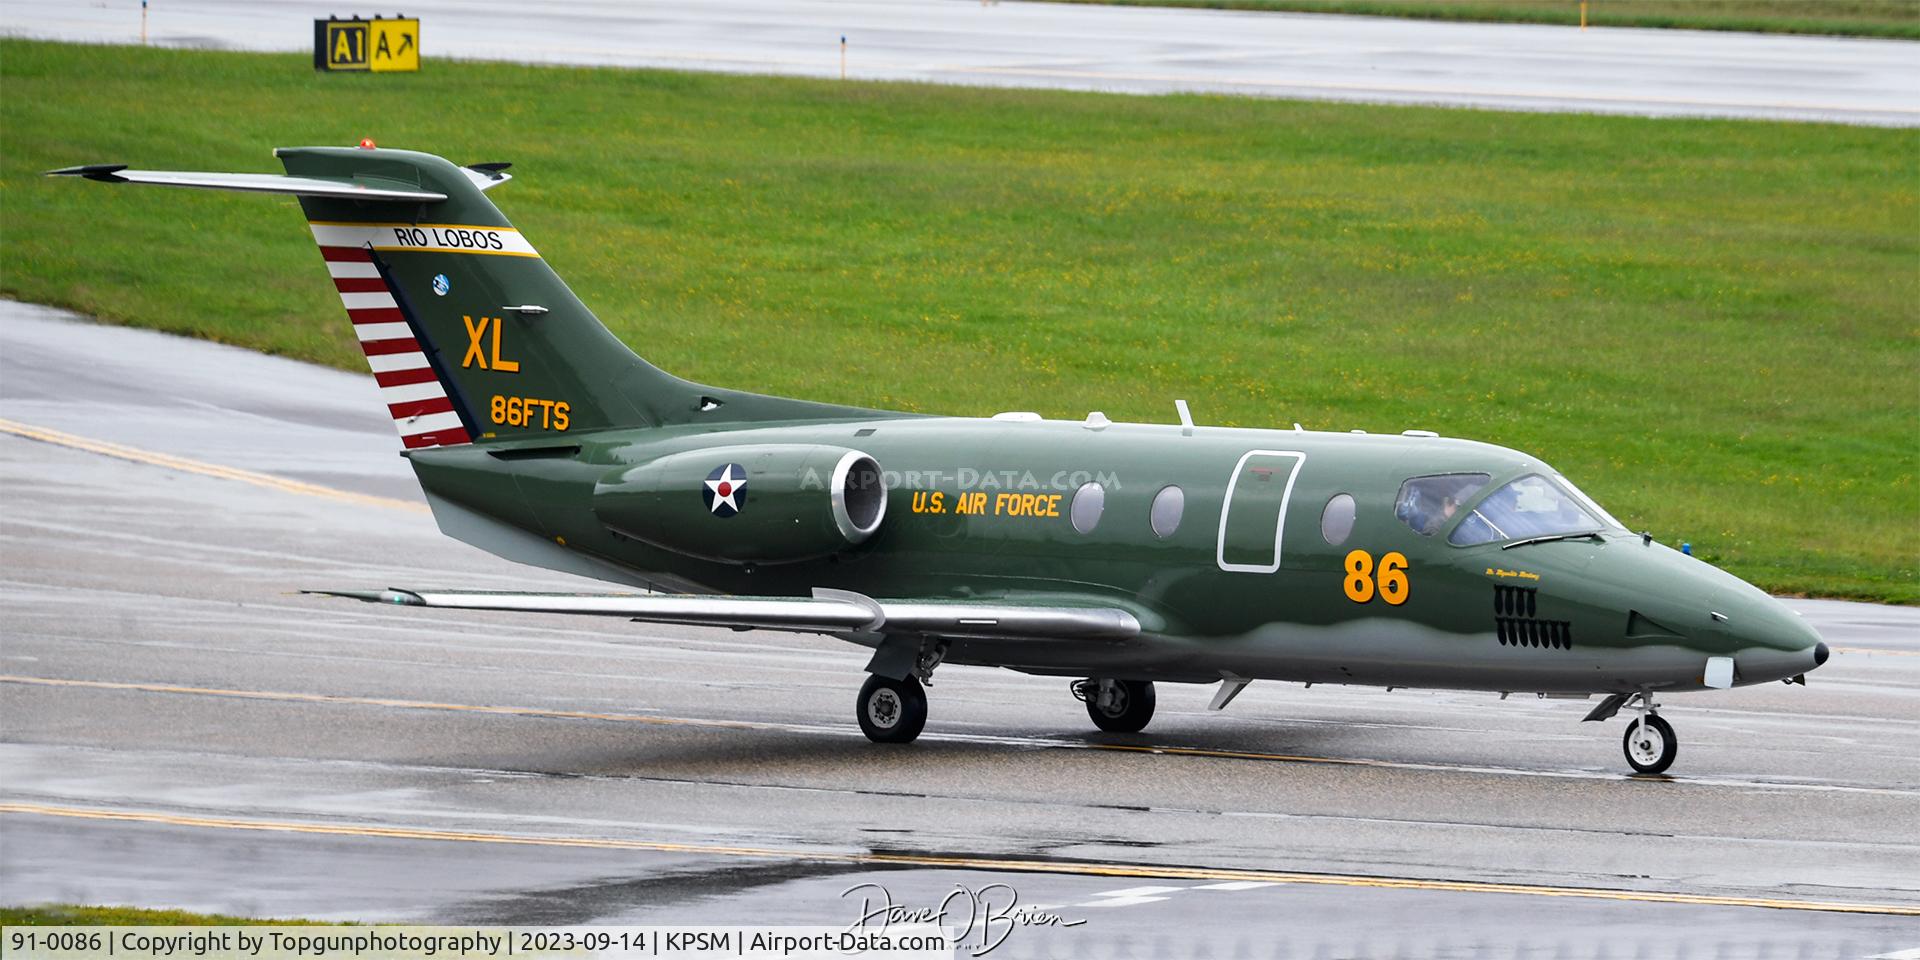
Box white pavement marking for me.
[2,0,1915,125]
[1072,879,1277,907]
[1075,884,1186,907]
[1074,895,1173,908]
[1088,885,1189,898]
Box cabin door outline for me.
[1216,449,1307,574]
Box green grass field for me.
[1038,0,1920,38]
[1,40,1915,602]
[0,905,318,925]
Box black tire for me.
[1085,678,1156,733]
[857,674,927,744]
[1622,714,1677,775]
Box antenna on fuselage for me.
[1174,399,1194,437]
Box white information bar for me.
[1,926,954,960]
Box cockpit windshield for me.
[1552,474,1626,531]
[1448,474,1603,546]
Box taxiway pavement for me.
[3,0,1917,126]
[2,301,1918,956]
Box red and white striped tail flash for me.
[315,232,471,450]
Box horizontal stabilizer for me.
[307,588,1142,642]
[45,166,447,202]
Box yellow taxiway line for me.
[0,417,426,513]
[8,674,1915,800]
[0,674,765,732]
[1,801,1913,916]
[0,674,1437,772]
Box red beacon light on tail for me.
[358,138,377,150]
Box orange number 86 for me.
[1343,549,1409,606]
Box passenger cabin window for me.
[1321,493,1356,546]
[1449,474,1602,546]
[1071,481,1106,534]
[1394,474,1489,536]
[1150,485,1185,539]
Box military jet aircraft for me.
[53,144,1830,774]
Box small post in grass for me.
[141,0,148,44]
[840,35,847,79]
[1580,1,1588,30]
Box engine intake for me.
[593,444,887,565]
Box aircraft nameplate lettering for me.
[910,490,1061,521]
[1487,567,1542,582]
[309,223,539,258]
[462,316,520,372]
[489,395,570,431]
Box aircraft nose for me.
[1728,596,1828,682]
[1604,541,1828,685]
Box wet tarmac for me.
[2,301,1918,956]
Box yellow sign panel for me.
[314,18,419,72]
[369,18,420,72]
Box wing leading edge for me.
[307,588,1142,642]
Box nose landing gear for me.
[1583,689,1680,774]
[1621,692,1677,775]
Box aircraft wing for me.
[308,588,1142,642]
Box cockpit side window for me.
[1394,473,1490,536]
[1448,474,1602,546]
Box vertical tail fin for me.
[282,146,647,447]
[51,145,893,446]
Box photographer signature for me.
[842,881,1086,956]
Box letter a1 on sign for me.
[314,16,420,72]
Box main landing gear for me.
[1073,678,1156,733]
[856,673,927,743]
[855,669,1160,743]
[856,638,944,744]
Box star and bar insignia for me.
[703,463,746,517]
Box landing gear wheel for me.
[1623,713,1677,774]
[857,674,927,744]
[1085,678,1156,733]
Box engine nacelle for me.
[593,444,886,565]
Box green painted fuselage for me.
[412,413,1823,695]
